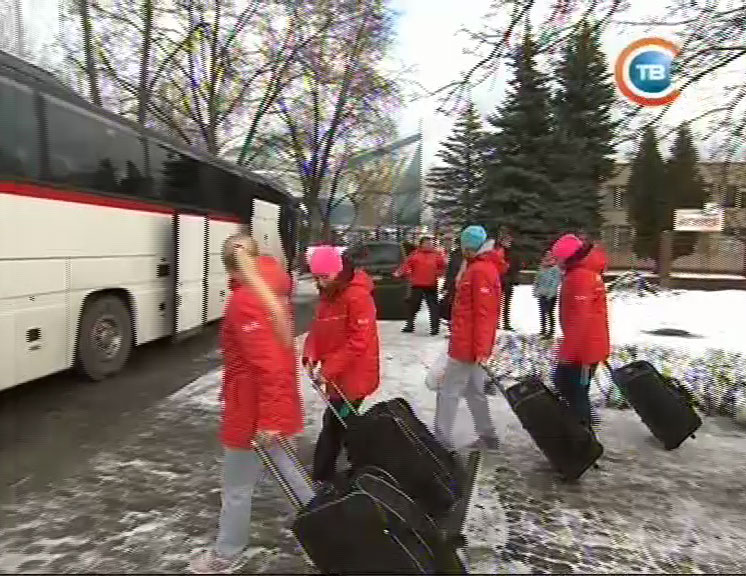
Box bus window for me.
[149,142,201,206]
[200,162,229,213]
[0,77,39,179]
[45,98,145,196]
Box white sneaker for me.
[188,549,236,574]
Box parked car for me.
[345,241,410,321]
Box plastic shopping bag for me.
[425,349,449,391]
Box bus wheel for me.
[77,294,134,381]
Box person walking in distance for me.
[441,238,463,336]
[395,236,446,335]
[498,229,520,331]
[434,225,501,452]
[551,234,611,435]
[189,234,312,574]
[533,250,562,339]
[303,246,380,486]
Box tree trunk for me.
[307,202,324,244]
[79,0,102,106]
[137,0,154,125]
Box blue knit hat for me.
[460,225,487,251]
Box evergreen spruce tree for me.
[665,123,707,259]
[627,127,667,262]
[427,101,487,230]
[481,32,557,263]
[550,20,617,238]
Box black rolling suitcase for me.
[256,439,466,575]
[481,365,603,481]
[309,376,469,523]
[605,360,701,450]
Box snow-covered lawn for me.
[508,284,746,356]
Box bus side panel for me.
[0,259,69,387]
[59,203,172,350]
[0,301,12,392]
[1,192,173,369]
[0,192,172,259]
[68,256,172,346]
[206,219,242,323]
[252,199,285,267]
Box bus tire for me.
[76,294,134,381]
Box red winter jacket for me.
[303,269,380,401]
[558,245,611,365]
[397,248,446,287]
[448,249,501,363]
[220,256,302,450]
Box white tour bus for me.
[0,51,297,391]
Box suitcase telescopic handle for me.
[479,362,509,398]
[254,436,313,511]
[306,368,360,428]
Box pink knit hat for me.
[308,245,343,276]
[551,234,583,262]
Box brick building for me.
[600,162,746,274]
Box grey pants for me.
[215,443,314,559]
[434,357,497,450]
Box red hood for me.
[348,268,374,293]
[574,245,608,274]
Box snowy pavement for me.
[2,288,746,574]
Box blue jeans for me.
[553,363,597,430]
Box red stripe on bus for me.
[209,214,243,224]
[1,181,175,215]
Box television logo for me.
[615,37,680,107]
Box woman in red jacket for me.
[551,234,611,433]
[190,234,313,574]
[395,236,446,335]
[303,246,380,484]
[434,225,501,452]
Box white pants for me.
[434,357,497,450]
[215,444,314,559]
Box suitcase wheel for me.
[690,433,696,440]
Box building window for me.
[724,184,738,208]
[702,183,713,201]
[602,225,633,249]
[606,185,625,209]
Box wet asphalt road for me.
[0,299,316,502]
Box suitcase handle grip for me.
[254,436,313,511]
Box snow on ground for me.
[2,288,746,574]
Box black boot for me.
[402,324,414,333]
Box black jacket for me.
[501,245,521,285]
[443,249,463,296]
